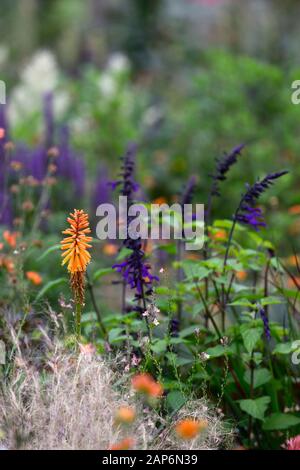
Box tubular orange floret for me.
[61,209,92,305]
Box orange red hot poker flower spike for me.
[61,209,92,306]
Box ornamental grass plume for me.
[61,209,92,339]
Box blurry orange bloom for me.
[131,373,163,398]
[287,255,300,267]
[26,271,43,285]
[0,128,5,139]
[153,196,167,205]
[287,277,300,289]
[175,419,207,440]
[236,270,247,282]
[3,230,19,248]
[288,205,300,215]
[61,209,92,274]
[211,229,227,241]
[115,406,136,424]
[109,437,135,450]
[0,256,15,273]
[102,243,118,256]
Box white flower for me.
[142,106,163,127]
[107,52,130,74]
[21,50,59,93]
[98,72,117,98]
[8,50,69,126]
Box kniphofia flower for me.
[61,209,92,330]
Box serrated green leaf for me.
[166,391,186,412]
[242,327,262,353]
[244,368,272,389]
[239,396,270,420]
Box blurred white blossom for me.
[8,50,69,126]
[107,52,130,74]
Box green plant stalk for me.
[75,301,82,341]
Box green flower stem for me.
[75,301,82,341]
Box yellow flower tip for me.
[61,209,92,275]
[175,419,208,440]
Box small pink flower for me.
[285,435,300,450]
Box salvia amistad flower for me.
[61,209,92,305]
[181,175,197,206]
[112,144,158,310]
[211,144,244,197]
[258,306,271,341]
[235,171,288,231]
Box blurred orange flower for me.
[109,437,135,450]
[211,229,227,241]
[288,205,300,215]
[0,256,15,273]
[236,270,247,281]
[102,243,118,256]
[0,128,5,139]
[153,196,167,205]
[175,419,207,439]
[26,271,43,285]
[287,277,300,289]
[131,373,163,398]
[3,230,19,248]
[115,406,136,424]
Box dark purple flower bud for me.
[234,171,288,231]
[211,144,245,197]
[259,306,271,341]
[169,318,180,337]
[181,176,197,206]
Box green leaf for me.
[166,391,186,412]
[92,268,114,282]
[108,327,125,343]
[151,339,168,354]
[242,327,262,353]
[261,296,284,306]
[205,345,229,358]
[228,298,253,307]
[263,413,300,431]
[37,244,60,262]
[244,368,272,389]
[239,397,270,421]
[34,278,67,302]
[272,342,296,355]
